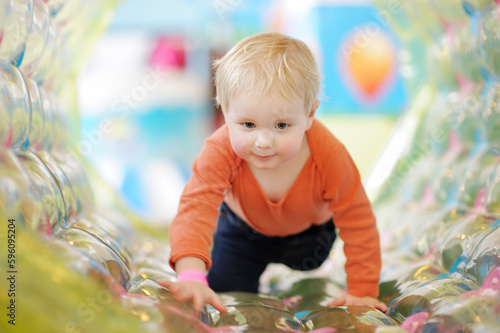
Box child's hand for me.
[160,280,227,314]
[327,294,387,312]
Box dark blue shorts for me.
[207,202,336,293]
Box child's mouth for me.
[255,154,275,161]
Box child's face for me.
[224,93,315,170]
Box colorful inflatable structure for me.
[1,0,499,332]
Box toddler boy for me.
[165,32,386,314]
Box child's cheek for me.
[231,137,252,160]
[278,138,300,159]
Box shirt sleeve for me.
[169,126,237,271]
[322,144,381,298]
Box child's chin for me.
[248,159,278,170]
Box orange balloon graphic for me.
[342,29,396,101]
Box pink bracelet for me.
[177,269,209,286]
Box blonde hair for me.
[213,32,321,113]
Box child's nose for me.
[255,129,273,148]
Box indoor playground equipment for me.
[1,0,500,332]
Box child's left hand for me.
[327,294,387,312]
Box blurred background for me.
[76,0,409,224]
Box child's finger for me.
[326,295,346,307]
[209,294,227,313]
[159,280,181,296]
[173,288,190,302]
[158,280,173,289]
[163,282,188,302]
[192,292,204,314]
[375,301,387,312]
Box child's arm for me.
[167,126,235,313]
[320,142,384,309]
[161,257,227,314]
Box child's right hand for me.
[160,280,227,314]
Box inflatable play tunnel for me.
[1,0,500,332]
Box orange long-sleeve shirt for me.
[169,119,381,297]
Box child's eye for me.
[276,123,288,130]
[243,122,255,129]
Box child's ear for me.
[306,100,320,130]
